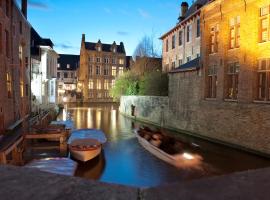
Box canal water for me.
[59,103,270,187]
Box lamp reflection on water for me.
[87,108,93,128]
[96,110,101,129]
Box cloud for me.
[55,43,78,50]
[138,8,151,19]
[104,8,112,14]
[28,0,49,10]
[117,31,129,36]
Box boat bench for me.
[0,132,24,165]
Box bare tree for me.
[133,32,161,59]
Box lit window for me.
[119,58,124,65]
[257,58,270,101]
[19,45,23,67]
[67,64,70,69]
[207,65,217,99]
[260,6,270,42]
[229,16,240,49]
[96,80,102,90]
[6,72,12,98]
[172,35,175,49]
[20,79,24,98]
[96,66,101,75]
[104,79,110,90]
[112,66,117,76]
[119,67,124,75]
[226,62,240,100]
[210,25,219,54]
[112,79,115,87]
[57,64,60,68]
[89,79,94,89]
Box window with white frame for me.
[112,66,117,76]
[207,65,217,99]
[104,79,110,90]
[104,65,109,76]
[172,34,175,49]
[210,25,219,54]
[89,79,94,89]
[226,62,239,100]
[260,5,270,42]
[257,58,270,101]
[96,66,101,75]
[186,24,192,42]
[118,67,124,75]
[229,16,240,49]
[96,79,102,90]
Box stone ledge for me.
[0,165,270,200]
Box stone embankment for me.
[0,165,269,200]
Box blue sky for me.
[18,0,193,55]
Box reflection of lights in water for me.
[87,108,93,128]
[110,110,117,139]
[77,109,82,128]
[182,152,194,160]
[96,110,101,129]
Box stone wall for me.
[119,96,168,126]
[120,70,270,155]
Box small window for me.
[89,79,94,89]
[166,39,168,52]
[196,18,200,37]
[96,57,101,63]
[96,66,101,75]
[179,31,183,46]
[112,66,117,76]
[172,35,175,49]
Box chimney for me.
[178,2,189,23]
[22,0,27,19]
[81,34,85,48]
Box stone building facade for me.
[57,54,79,103]
[121,0,270,155]
[78,34,127,102]
[130,57,162,75]
[0,0,30,133]
[160,0,208,73]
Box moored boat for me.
[69,139,101,162]
[135,127,202,168]
[68,129,107,162]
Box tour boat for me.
[69,138,101,162]
[68,129,107,162]
[134,127,202,168]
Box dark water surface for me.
[59,103,270,187]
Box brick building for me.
[0,0,30,133]
[78,34,127,102]
[160,0,208,73]
[57,54,79,103]
[165,0,270,155]
[130,56,162,75]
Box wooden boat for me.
[68,129,107,162]
[69,139,101,162]
[134,127,202,168]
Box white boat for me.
[135,128,202,168]
[68,129,107,162]
[69,139,101,162]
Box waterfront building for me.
[57,54,79,103]
[163,0,270,155]
[78,34,128,102]
[30,28,58,113]
[160,0,208,73]
[0,0,31,132]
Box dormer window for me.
[67,64,70,69]
[113,47,116,53]
[57,64,60,68]
[97,46,101,51]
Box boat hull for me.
[70,146,101,162]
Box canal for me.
[59,103,270,187]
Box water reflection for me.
[59,103,270,187]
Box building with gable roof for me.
[78,34,127,102]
